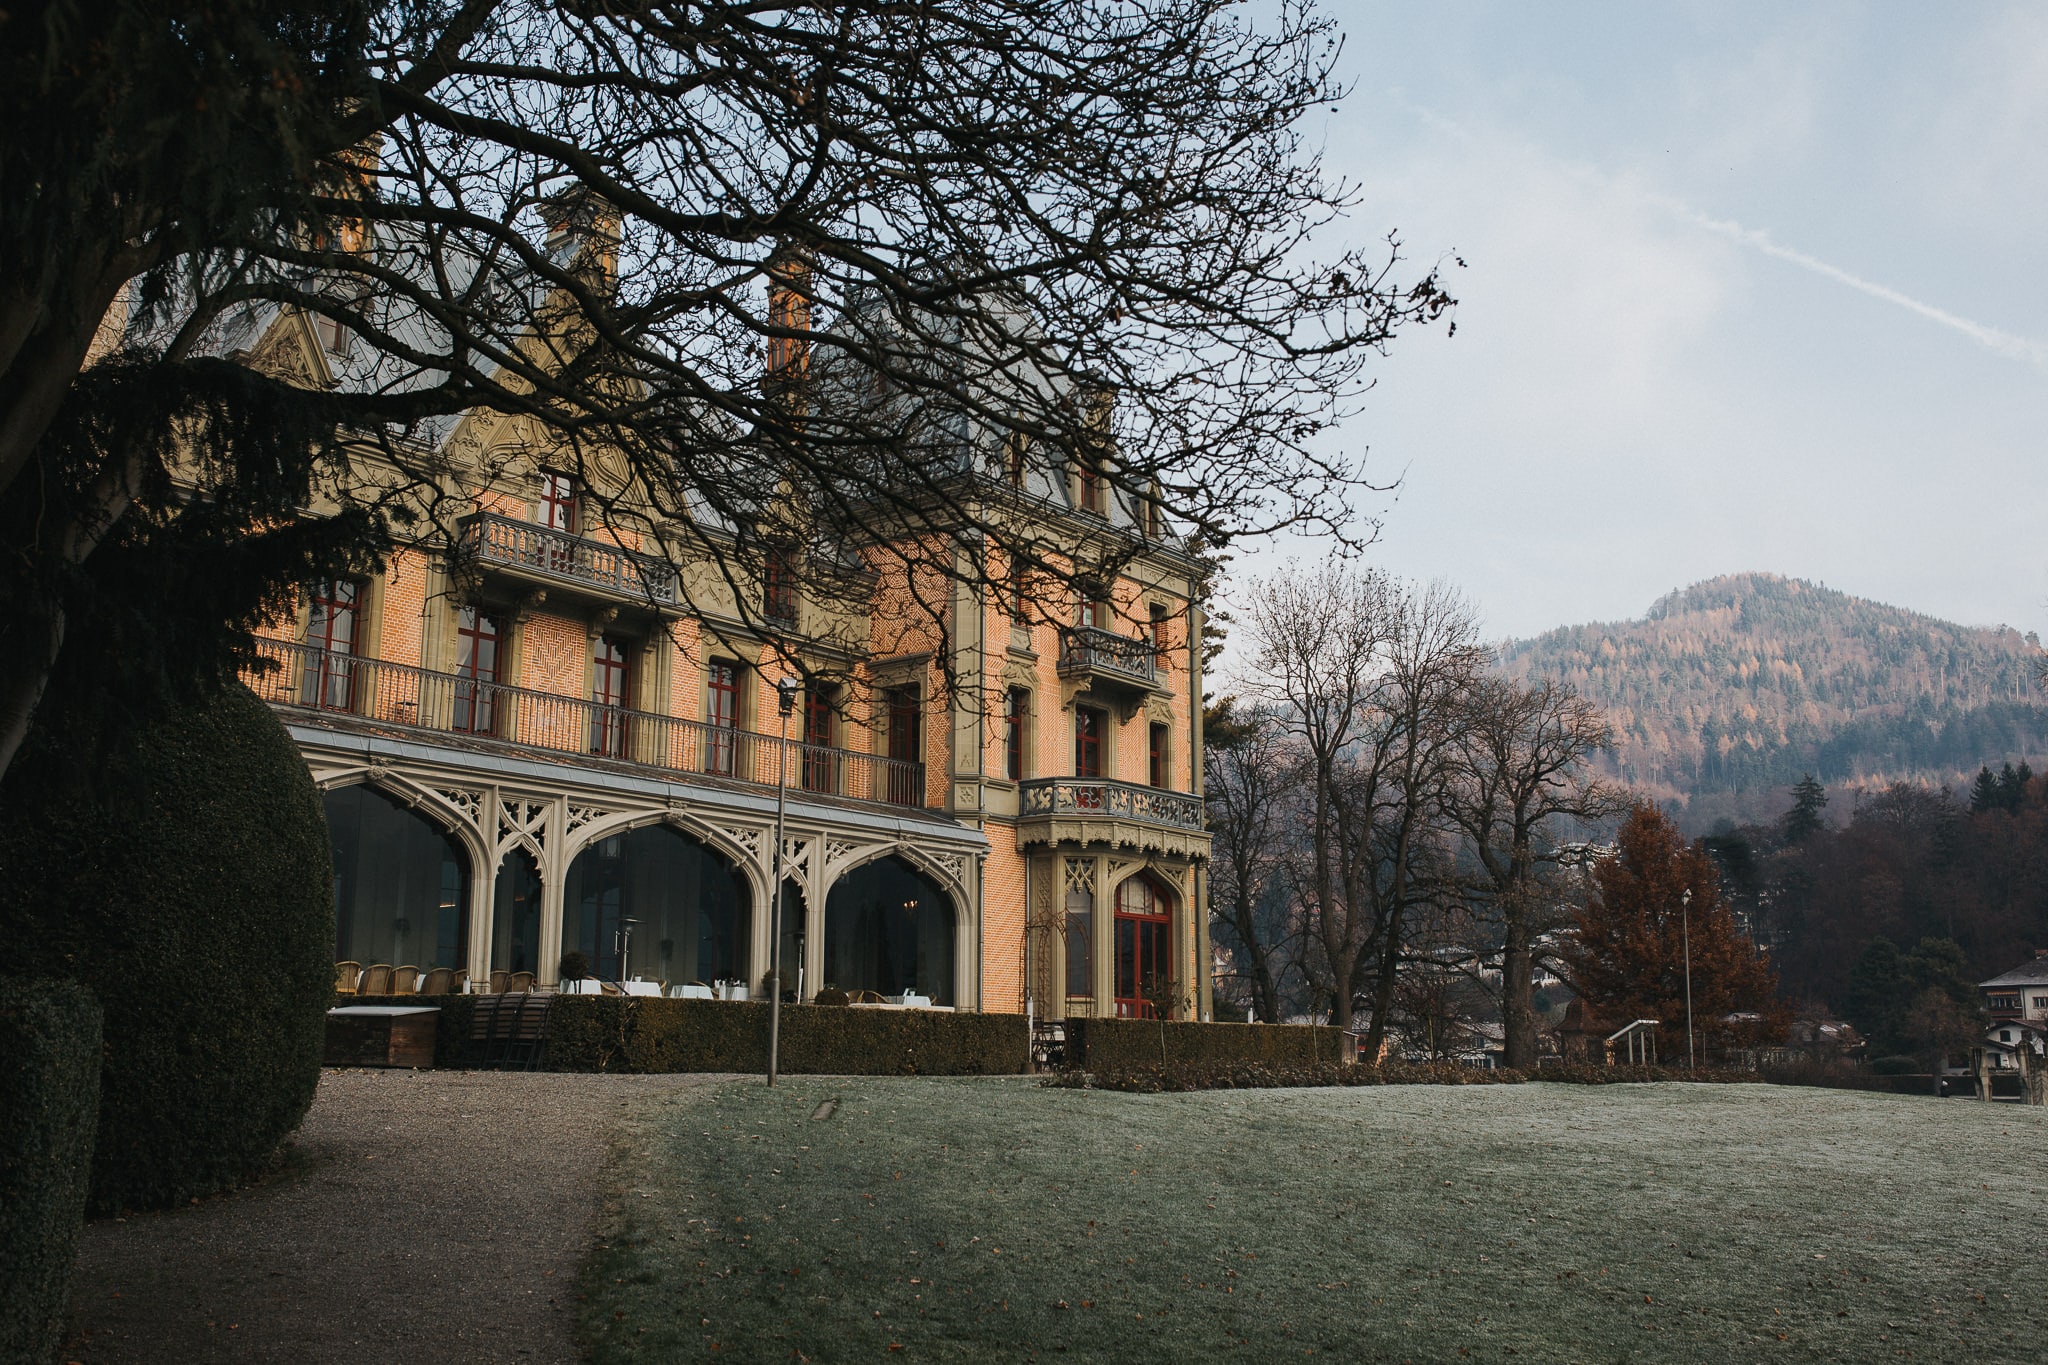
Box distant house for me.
[1981,1019,2045,1072]
[1556,999,1660,1065]
[1978,953,2048,1022]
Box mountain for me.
[1501,574,2048,821]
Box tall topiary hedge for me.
[0,683,334,1212]
[0,981,102,1364]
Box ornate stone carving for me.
[565,803,608,834]
[721,825,765,861]
[1062,857,1094,898]
[500,798,550,851]
[437,787,485,826]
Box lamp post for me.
[1681,886,1695,1070]
[766,677,800,1087]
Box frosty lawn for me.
[580,1079,2046,1362]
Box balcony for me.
[458,511,678,607]
[1016,776,1208,857]
[1055,626,1157,694]
[246,639,924,809]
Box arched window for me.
[491,847,542,973]
[1114,872,1175,1018]
[824,856,954,1003]
[325,784,469,970]
[562,826,749,985]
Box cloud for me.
[1646,197,2048,374]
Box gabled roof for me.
[1979,959,2048,990]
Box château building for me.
[206,222,1213,1023]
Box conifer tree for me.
[1781,773,1828,844]
[1970,766,2001,815]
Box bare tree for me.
[1,0,1456,779]
[1244,563,1391,1028]
[1203,695,1302,1022]
[1339,581,1486,1058]
[1446,675,1619,1069]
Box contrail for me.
[1650,195,2048,374]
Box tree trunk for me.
[0,603,65,779]
[1501,918,1537,1070]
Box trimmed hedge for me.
[407,997,1027,1075]
[1047,1060,1767,1093]
[0,982,102,1364]
[0,684,334,1212]
[1061,1017,1352,1071]
[553,999,1027,1075]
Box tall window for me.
[591,636,632,758]
[303,579,359,710]
[1006,687,1030,781]
[1115,874,1175,1018]
[1076,589,1110,631]
[1149,602,1169,655]
[706,660,739,775]
[1064,877,1093,1001]
[803,686,836,793]
[1005,432,1028,488]
[1074,705,1104,778]
[886,686,921,805]
[763,548,797,626]
[452,605,501,735]
[539,472,580,533]
[1149,722,1169,788]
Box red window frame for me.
[1076,459,1102,514]
[1149,722,1169,788]
[706,660,739,775]
[1074,705,1103,779]
[540,472,580,534]
[453,605,501,735]
[886,686,921,805]
[1006,687,1029,781]
[802,687,835,793]
[303,579,359,710]
[1114,874,1174,1018]
[591,636,632,758]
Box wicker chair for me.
[599,980,623,997]
[390,965,421,995]
[507,970,536,992]
[333,961,363,994]
[488,969,512,994]
[451,968,469,995]
[357,963,393,996]
[418,967,456,996]
[852,989,887,1004]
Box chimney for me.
[540,188,621,287]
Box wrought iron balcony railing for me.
[246,638,924,808]
[1055,625,1157,686]
[1018,776,1204,831]
[459,511,678,606]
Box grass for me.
[580,1078,2047,1362]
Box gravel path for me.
[66,1068,711,1364]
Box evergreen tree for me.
[1781,774,1828,844]
[1842,937,1908,1054]
[1970,765,2001,814]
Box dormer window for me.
[1075,457,1103,515]
[763,547,797,626]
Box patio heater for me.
[1681,887,1695,1069]
[767,677,801,1087]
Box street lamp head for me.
[776,677,801,715]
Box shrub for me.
[0,982,102,1364]
[813,988,851,1008]
[1047,1060,1767,1093]
[1062,1017,1351,1071]
[0,684,334,1212]
[558,950,593,981]
[1870,1054,1921,1075]
[512,998,1028,1075]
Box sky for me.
[1235,2,2048,644]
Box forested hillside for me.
[1502,574,2048,810]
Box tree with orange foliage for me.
[1564,804,1788,1057]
